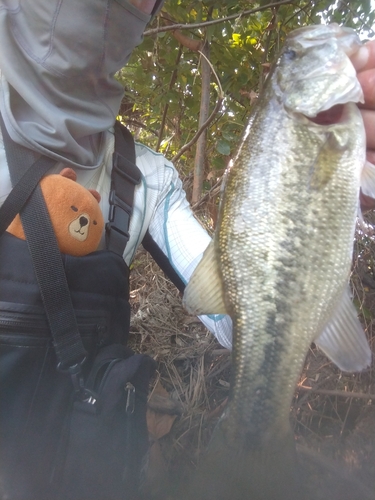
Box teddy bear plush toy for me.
[7,168,104,256]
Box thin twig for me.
[145,0,297,36]
[156,45,183,152]
[197,49,223,97]
[206,359,231,381]
[192,176,223,211]
[123,119,159,137]
[171,98,223,164]
[171,50,224,164]
[298,385,375,400]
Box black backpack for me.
[0,120,181,500]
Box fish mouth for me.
[308,103,345,125]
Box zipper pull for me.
[125,382,135,414]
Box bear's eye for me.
[71,206,78,212]
[93,221,97,226]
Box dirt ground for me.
[128,213,375,499]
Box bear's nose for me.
[79,216,88,227]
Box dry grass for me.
[128,212,375,499]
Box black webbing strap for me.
[0,117,56,234]
[106,122,142,255]
[20,186,88,371]
[142,230,185,293]
[0,115,87,373]
[109,122,186,292]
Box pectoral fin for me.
[183,241,228,315]
[315,287,372,372]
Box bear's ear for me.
[88,189,101,204]
[60,167,77,182]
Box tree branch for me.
[171,50,224,164]
[156,45,183,151]
[192,175,223,211]
[145,0,298,36]
[171,30,202,52]
[171,96,223,165]
[298,385,375,400]
[123,119,159,137]
[192,41,211,204]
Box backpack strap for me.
[142,230,185,292]
[0,116,56,234]
[0,115,87,380]
[110,121,186,291]
[106,122,142,255]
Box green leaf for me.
[221,128,240,142]
[119,0,371,189]
[216,139,231,156]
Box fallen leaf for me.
[148,393,183,415]
[142,440,169,496]
[147,381,179,440]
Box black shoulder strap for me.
[110,122,185,292]
[106,122,142,255]
[142,230,185,293]
[0,116,87,379]
[0,117,56,234]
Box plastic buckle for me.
[113,152,141,185]
[57,356,87,398]
[82,389,98,405]
[57,356,87,375]
[106,190,131,240]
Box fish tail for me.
[181,428,308,500]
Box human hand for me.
[351,39,375,211]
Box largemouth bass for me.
[183,24,373,500]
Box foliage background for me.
[118,0,375,202]
[120,2,375,497]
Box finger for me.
[361,109,375,149]
[367,150,375,165]
[359,191,375,212]
[360,190,375,212]
[357,69,375,109]
[351,39,375,72]
[360,150,375,212]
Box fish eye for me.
[71,205,78,212]
[284,49,297,60]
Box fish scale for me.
[220,99,358,440]
[183,24,373,500]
